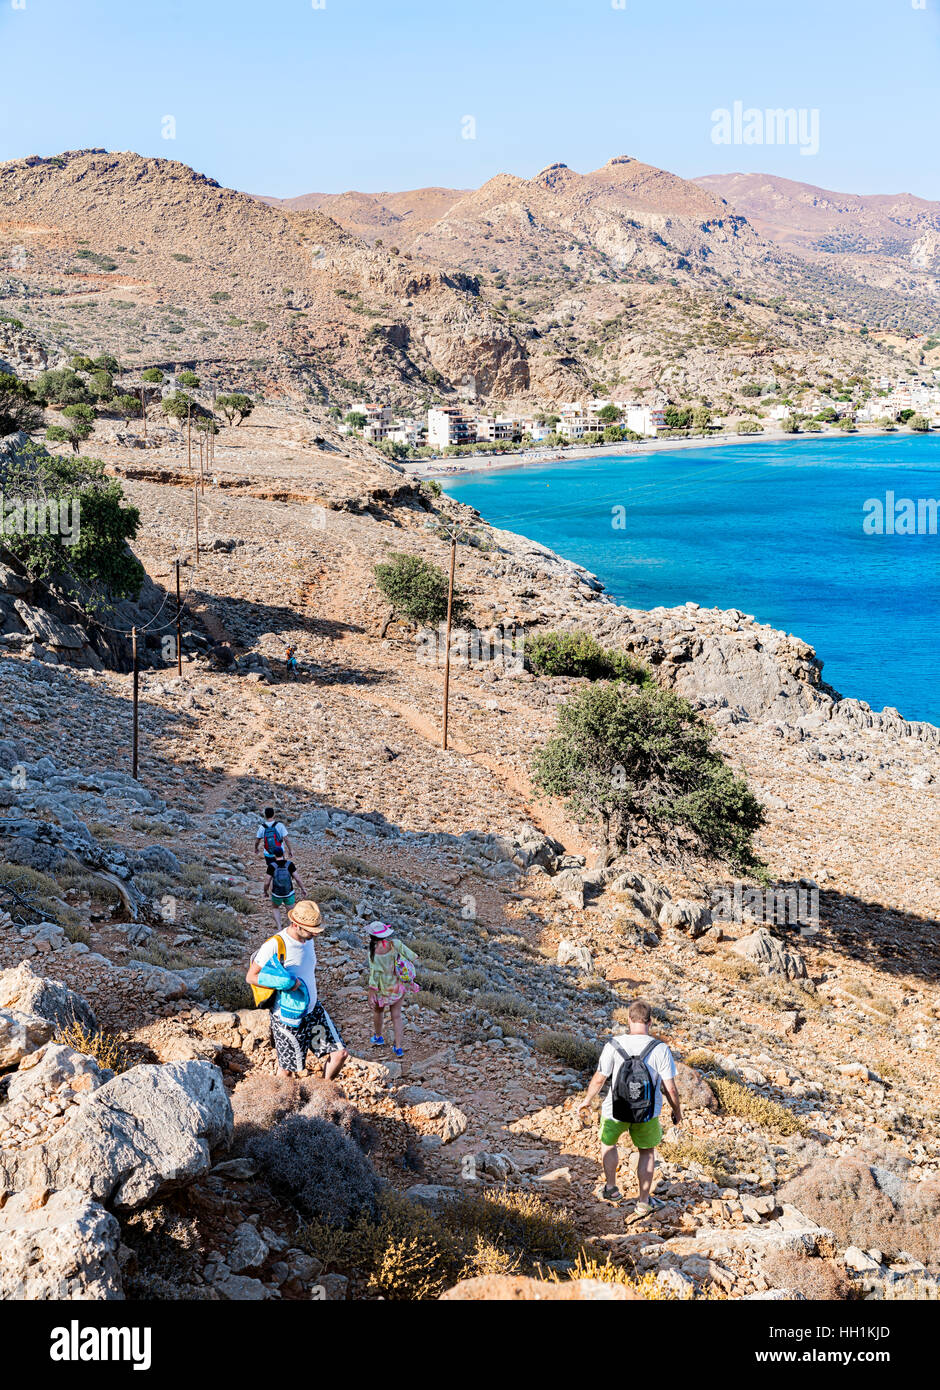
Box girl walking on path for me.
[367,922,418,1058]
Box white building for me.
[427,407,477,448]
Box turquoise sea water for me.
[441,434,940,726]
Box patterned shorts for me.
[270,1001,344,1072]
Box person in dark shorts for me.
[246,899,347,1081]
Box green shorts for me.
[271,891,296,908]
[599,1116,663,1150]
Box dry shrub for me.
[551,1252,714,1299]
[331,853,384,879]
[479,990,528,1016]
[779,1156,940,1268]
[301,1187,578,1300]
[231,1073,372,1149]
[247,1115,382,1226]
[198,967,253,1012]
[762,1250,853,1301]
[53,1019,131,1073]
[122,1201,207,1301]
[420,972,465,1001]
[535,1030,599,1071]
[191,904,243,939]
[706,1068,807,1136]
[659,1135,726,1180]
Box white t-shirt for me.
[257,821,289,854]
[598,1033,676,1121]
[255,933,318,1019]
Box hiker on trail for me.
[255,808,293,867]
[284,644,300,678]
[576,999,682,1214]
[366,922,419,1059]
[246,899,347,1081]
[263,851,306,930]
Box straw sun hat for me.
[367,921,394,939]
[287,899,323,930]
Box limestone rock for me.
[0,1006,53,1066]
[0,1060,233,1209]
[441,1275,640,1300]
[730,927,807,979]
[0,961,97,1032]
[0,1188,122,1300]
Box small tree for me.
[111,393,142,420]
[214,392,254,425]
[597,404,620,426]
[161,391,193,428]
[736,419,763,435]
[0,372,44,435]
[374,552,466,629]
[1,442,144,605]
[141,368,165,384]
[532,682,765,871]
[909,414,930,432]
[47,403,95,453]
[345,411,367,431]
[177,370,201,388]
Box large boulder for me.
[730,927,807,980]
[673,1061,720,1113]
[659,899,712,939]
[556,939,594,974]
[0,1188,123,1300]
[0,1006,53,1067]
[0,961,97,1033]
[0,1060,232,1210]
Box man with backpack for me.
[245,899,347,1081]
[255,808,293,867]
[263,851,306,930]
[576,999,682,1213]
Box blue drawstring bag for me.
[257,954,309,1027]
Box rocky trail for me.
[1,409,939,1301]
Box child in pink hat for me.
[367,922,418,1057]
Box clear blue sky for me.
[1,0,937,199]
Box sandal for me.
[634,1195,668,1214]
[601,1185,623,1203]
[370,1035,385,1046]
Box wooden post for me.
[441,530,457,750]
[175,560,183,677]
[187,401,192,473]
[131,626,139,780]
[194,483,200,564]
[140,386,146,440]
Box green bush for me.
[531,682,765,871]
[525,630,647,683]
[214,392,254,425]
[374,552,466,627]
[31,367,91,406]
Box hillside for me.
[0,149,930,426]
[697,172,940,326]
[0,409,939,1302]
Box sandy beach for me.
[409,423,908,480]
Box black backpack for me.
[609,1038,660,1123]
[271,861,293,895]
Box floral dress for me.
[368,939,419,1008]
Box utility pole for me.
[187,400,192,474]
[140,386,147,441]
[175,560,183,677]
[194,483,200,564]
[131,627,139,779]
[441,529,458,750]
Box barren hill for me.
[697,172,940,314]
[0,148,931,419]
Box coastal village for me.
[335,373,940,458]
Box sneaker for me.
[392,1046,404,1058]
[370,1035,385,1046]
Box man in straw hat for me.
[246,899,347,1080]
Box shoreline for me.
[410,423,914,479]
